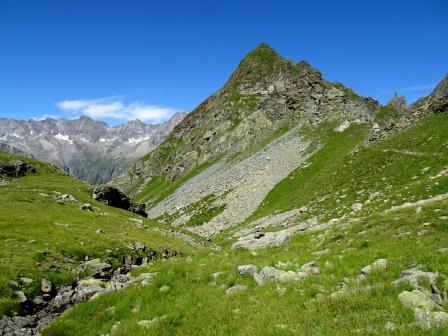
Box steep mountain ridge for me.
[114,43,379,196]
[0,113,186,184]
[367,74,448,141]
[112,44,447,238]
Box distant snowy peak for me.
[0,112,187,184]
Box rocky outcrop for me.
[232,230,290,250]
[369,74,448,141]
[393,267,448,328]
[252,261,320,286]
[92,186,146,216]
[0,243,181,335]
[0,160,35,179]
[231,217,318,250]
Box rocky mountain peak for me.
[225,43,292,89]
[126,119,145,127]
[116,46,380,193]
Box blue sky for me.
[0,0,447,125]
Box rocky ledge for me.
[0,244,180,336]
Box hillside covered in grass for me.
[0,152,197,319]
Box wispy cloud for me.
[56,98,178,124]
[395,83,436,93]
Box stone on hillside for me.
[398,290,441,311]
[360,259,388,275]
[58,194,78,202]
[135,272,157,284]
[297,261,320,277]
[77,278,106,288]
[73,280,105,302]
[0,160,35,178]
[254,267,284,286]
[137,315,168,328]
[415,309,448,328]
[210,272,223,280]
[41,278,53,293]
[80,203,92,211]
[238,264,258,276]
[278,271,301,283]
[159,285,170,293]
[368,191,383,200]
[92,186,146,216]
[13,290,27,303]
[19,277,33,286]
[83,258,112,272]
[335,121,351,132]
[231,230,290,250]
[225,284,247,296]
[129,241,146,252]
[392,267,439,287]
[351,203,363,212]
[384,321,397,331]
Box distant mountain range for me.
[0,113,186,184]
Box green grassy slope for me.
[249,114,448,224]
[0,152,196,316]
[41,114,448,335]
[44,200,448,336]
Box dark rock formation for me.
[0,160,35,178]
[92,186,146,216]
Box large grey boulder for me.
[398,290,442,311]
[253,261,320,286]
[254,267,284,286]
[83,258,112,278]
[238,264,258,276]
[231,230,290,250]
[225,284,247,296]
[415,309,448,328]
[392,267,439,287]
[296,261,320,278]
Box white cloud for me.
[83,102,124,118]
[57,100,91,110]
[32,113,63,121]
[395,84,436,93]
[56,98,178,124]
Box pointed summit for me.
[226,43,297,89]
[238,42,284,70]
